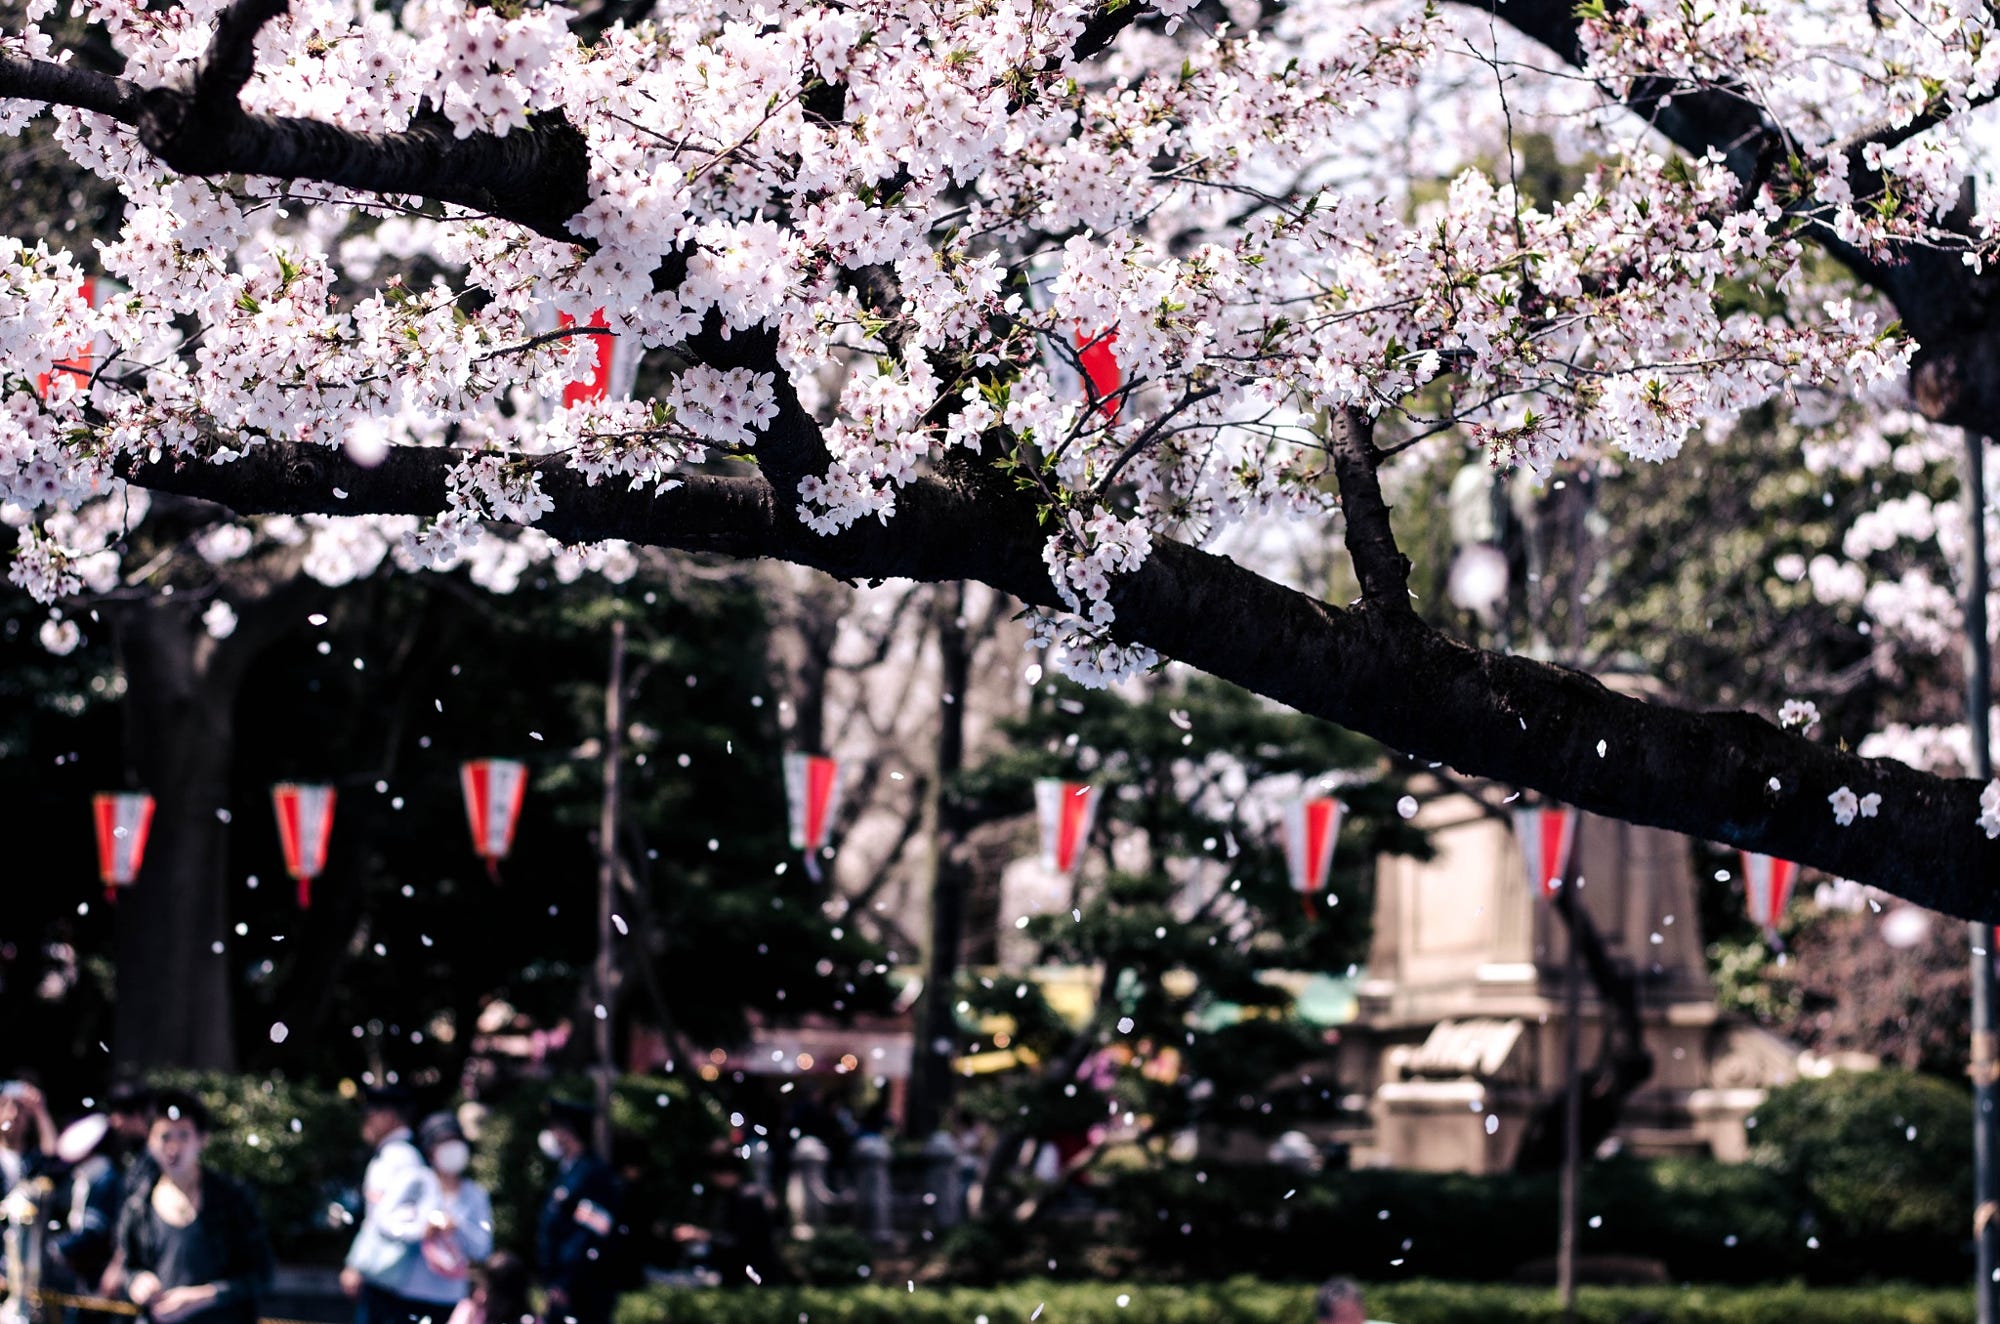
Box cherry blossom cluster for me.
[664,365,779,451]
[1828,785,1883,827]
[1577,0,2000,261]
[2,0,1999,722]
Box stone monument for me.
[1342,766,1795,1173]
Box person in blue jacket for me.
[50,1112,126,1293]
[533,1101,622,1324]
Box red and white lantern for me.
[555,306,641,408]
[1740,851,1798,934]
[38,276,99,399]
[1034,779,1098,875]
[272,783,337,909]
[784,753,843,881]
[1074,327,1122,422]
[461,759,528,880]
[1514,805,1579,902]
[1282,797,1342,918]
[91,792,154,903]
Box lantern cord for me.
[1301,894,1316,921]
[485,856,504,887]
[803,852,823,884]
[297,875,312,910]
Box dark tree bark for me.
[908,581,973,1139]
[109,595,240,1071]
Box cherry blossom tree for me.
[3,0,2000,919]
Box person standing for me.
[394,1114,493,1323]
[444,1253,528,1324]
[341,1086,429,1324]
[110,1090,273,1324]
[0,1083,58,1197]
[87,1083,155,1301]
[671,1144,775,1289]
[0,1082,59,1324]
[533,1101,621,1324]
[1314,1277,1392,1324]
[49,1112,125,1295]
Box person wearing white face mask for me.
[393,1114,493,1319]
[533,1100,622,1324]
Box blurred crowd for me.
[0,1079,775,1324]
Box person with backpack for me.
[670,1143,775,1289]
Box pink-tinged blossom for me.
[1830,786,1861,826]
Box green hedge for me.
[1751,1070,1973,1282]
[1078,1158,1814,1285]
[154,1071,361,1263]
[615,1280,1975,1324]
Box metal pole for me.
[1558,891,1583,1324]
[1964,433,1997,1324]
[595,617,626,1160]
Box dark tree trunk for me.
[110,597,239,1071]
[908,582,972,1138]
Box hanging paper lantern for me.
[271,783,337,909]
[553,306,642,408]
[461,759,528,880]
[91,791,154,903]
[1034,779,1099,875]
[38,276,97,399]
[1074,327,1122,422]
[784,753,843,882]
[1513,805,1578,902]
[1740,851,1798,934]
[559,307,615,407]
[1282,797,1342,918]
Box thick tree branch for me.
[0,0,592,242]
[0,54,142,123]
[0,47,591,243]
[1326,407,1413,612]
[130,96,591,243]
[112,439,2000,921]
[193,0,289,119]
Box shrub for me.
[612,1279,1977,1324]
[1751,1070,1974,1281]
[784,1226,876,1286]
[152,1070,360,1263]
[1078,1157,1811,1286]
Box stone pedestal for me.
[1345,693,1798,1172]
